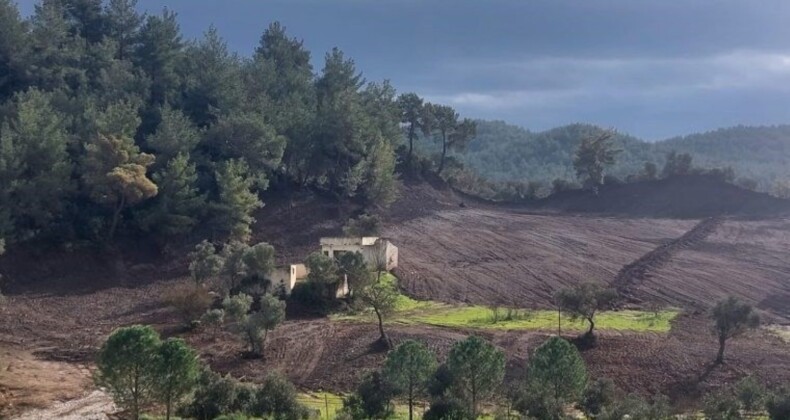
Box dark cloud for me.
[16,0,790,138]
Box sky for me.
[17,0,790,140]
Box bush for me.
[252,373,310,420]
[339,371,394,420]
[423,398,470,420]
[578,378,618,417]
[163,284,213,326]
[598,394,671,420]
[767,388,790,420]
[343,213,381,237]
[289,282,330,313]
[703,389,743,420]
[201,309,225,334]
[735,377,765,412]
[178,369,255,420]
[511,386,567,420]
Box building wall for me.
[320,238,399,271]
[271,264,308,294]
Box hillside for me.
[452,121,790,190]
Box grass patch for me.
[296,391,412,420]
[335,274,679,333]
[766,325,790,343]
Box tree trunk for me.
[716,335,726,364]
[374,306,389,348]
[165,394,171,420]
[408,382,414,420]
[109,195,126,240]
[407,125,415,166]
[438,131,448,174]
[587,316,595,337]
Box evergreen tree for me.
[447,336,505,418]
[384,340,437,420]
[134,8,183,106]
[62,0,106,45]
[181,26,244,128]
[0,89,73,240]
[249,22,315,185]
[424,103,476,174]
[28,0,86,93]
[137,153,205,236]
[397,92,426,165]
[202,113,286,183]
[573,130,621,191]
[104,0,144,61]
[82,133,158,239]
[212,159,262,242]
[527,336,588,403]
[146,106,200,165]
[154,338,200,420]
[95,325,162,420]
[0,0,29,100]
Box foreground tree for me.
[224,293,284,358]
[555,282,617,339]
[527,336,587,403]
[95,325,161,420]
[155,338,200,420]
[446,335,505,418]
[711,296,760,364]
[357,276,399,348]
[573,130,621,192]
[383,340,437,420]
[212,159,262,242]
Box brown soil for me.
[1,178,789,416]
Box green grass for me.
[766,325,790,343]
[336,274,679,333]
[297,391,412,420]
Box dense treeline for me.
[0,0,477,248]
[448,121,790,193]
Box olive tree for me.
[357,277,399,348]
[188,240,224,286]
[555,282,617,339]
[383,340,437,420]
[446,335,505,418]
[711,296,760,364]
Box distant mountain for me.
[453,121,790,190]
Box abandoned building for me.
[319,237,399,271]
[271,237,398,297]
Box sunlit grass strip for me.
[297,391,412,420]
[395,304,678,332]
[337,274,678,332]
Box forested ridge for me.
[2,0,789,251]
[0,0,432,247]
[454,121,790,190]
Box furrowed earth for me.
[1,175,789,418]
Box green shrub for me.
[767,388,790,420]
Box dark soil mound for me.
[533,175,790,218]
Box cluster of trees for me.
[703,376,790,420]
[446,121,790,197]
[95,325,309,420]
[0,0,479,251]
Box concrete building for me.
[270,263,349,298]
[319,237,399,271]
[271,263,308,295]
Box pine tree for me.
[137,153,205,236]
[0,0,29,100]
[146,106,200,165]
[212,159,262,242]
[28,0,86,93]
[181,26,244,128]
[0,89,73,240]
[104,0,144,61]
[82,134,157,239]
[134,9,183,106]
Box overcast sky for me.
[18,0,790,140]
